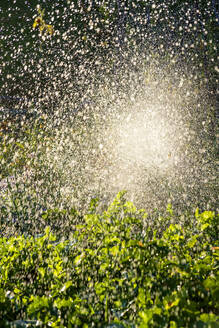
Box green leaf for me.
[201,223,210,231]
[138,287,146,306]
[15,142,25,149]
[38,267,45,278]
[27,295,49,315]
[44,226,50,236]
[167,203,173,215]
[60,281,73,292]
[74,253,85,266]
[95,282,106,295]
[199,313,219,323]
[84,214,100,227]
[100,262,109,272]
[165,297,180,310]
[124,201,137,213]
[89,198,99,213]
[187,236,197,248]
[110,245,119,256]
[54,297,73,308]
[202,211,215,221]
[13,288,21,294]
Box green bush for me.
[0,192,218,327]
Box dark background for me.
[0,0,218,107]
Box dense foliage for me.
[0,192,218,327]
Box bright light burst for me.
[0,0,217,218]
[114,107,177,170]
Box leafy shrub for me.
[0,192,218,327]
